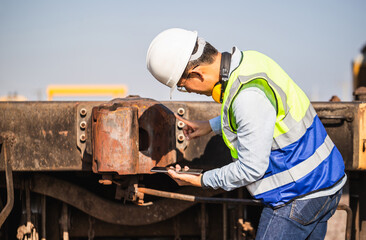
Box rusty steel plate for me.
[92,97,176,175]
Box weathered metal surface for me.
[93,107,139,174]
[0,100,365,172]
[0,101,101,171]
[29,173,221,226]
[92,97,177,174]
[1,98,365,240]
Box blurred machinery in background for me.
[353,44,366,101]
[0,92,27,101]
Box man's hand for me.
[175,114,212,140]
[167,165,202,187]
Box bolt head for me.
[80,134,86,142]
[177,134,185,143]
[80,108,87,117]
[80,121,87,129]
[177,108,185,116]
[177,121,185,129]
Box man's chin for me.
[192,91,211,96]
[200,92,211,96]
[197,93,210,97]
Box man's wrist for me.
[190,174,203,187]
[191,174,203,187]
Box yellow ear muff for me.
[212,83,222,103]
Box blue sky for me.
[0,0,365,101]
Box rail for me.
[137,187,262,205]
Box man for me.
[146,28,346,239]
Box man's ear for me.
[190,66,205,82]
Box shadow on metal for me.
[29,173,221,226]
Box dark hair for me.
[181,40,218,78]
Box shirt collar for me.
[229,46,242,76]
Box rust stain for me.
[59,131,68,136]
[92,98,176,175]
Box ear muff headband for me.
[212,52,231,103]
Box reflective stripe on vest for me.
[272,104,317,150]
[247,135,334,196]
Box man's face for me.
[177,64,217,96]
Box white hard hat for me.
[146,28,198,91]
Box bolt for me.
[98,179,112,185]
[177,134,185,143]
[177,108,185,116]
[177,121,185,129]
[80,134,86,142]
[80,121,87,130]
[80,108,87,117]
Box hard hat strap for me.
[189,38,206,61]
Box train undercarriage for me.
[0,98,366,239]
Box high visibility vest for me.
[221,50,345,207]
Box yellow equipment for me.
[47,84,128,101]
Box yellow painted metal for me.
[47,85,128,100]
[358,103,366,170]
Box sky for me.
[0,0,365,102]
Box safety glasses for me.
[177,86,188,92]
[177,65,199,92]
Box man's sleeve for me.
[202,87,276,190]
[209,116,222,135]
